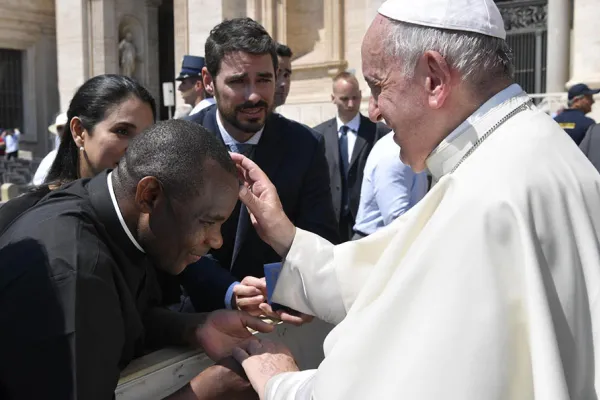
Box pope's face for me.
[361,15,429,170]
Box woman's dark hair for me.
[44,74,156,186]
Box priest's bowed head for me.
[230,0,600,399]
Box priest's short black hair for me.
[114,119,236,200]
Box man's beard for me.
[215,88,272,133]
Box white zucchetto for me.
[378,0,506,39]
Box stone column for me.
[173,0,247,107]
[173,0,188,107]
[89,0,118,76]
[146,0,161,113]
[546,0,570,92]
[188,0,224,56]
[568,0,600,89]
[55,0,90,112]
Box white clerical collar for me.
[336,113,361,133]
[426,84,529,182]
[216,110,264,146]
[107,171,145,253]
[190,97,217,116]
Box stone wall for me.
[279,0,385,127]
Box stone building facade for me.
[0,0,59,156]
[0,0,599,157]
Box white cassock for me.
[266,84,600,399]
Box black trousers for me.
[6,151,18,160]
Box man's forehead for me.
[277,56,292,68]
[220,51,273,74]
[334,79,359,94]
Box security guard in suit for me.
[554,83,599,145]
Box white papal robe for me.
[266,84,600,399]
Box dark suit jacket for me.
[180,106,339,311]
[314,115,390,223]
[579,123,600,173]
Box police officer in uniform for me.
[554,83,599,145]
[176,55,216,116]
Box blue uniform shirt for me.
[554,109,596,145]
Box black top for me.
[0,171,196,399]
[0,186,51,234]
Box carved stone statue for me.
[118,31,137,77]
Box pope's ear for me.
[420,50,451,110]
[135,177,166,213]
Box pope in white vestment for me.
[229,1,600,399]
[258,85,600,400]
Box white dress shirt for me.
[336,113,361,161]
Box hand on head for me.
[230,152,296,257]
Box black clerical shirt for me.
[0,171,197,399]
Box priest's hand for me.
[193,310,274,361]
[230,152,296,257]
[165,356,258,400]
[232,339,299,400]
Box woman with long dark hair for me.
[0,74,156,232]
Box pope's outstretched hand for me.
[230,152,296,257]
[230,153,314,326]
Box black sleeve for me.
[295,134,341,244]
[0,235,125,400]
[179,254,239,312]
